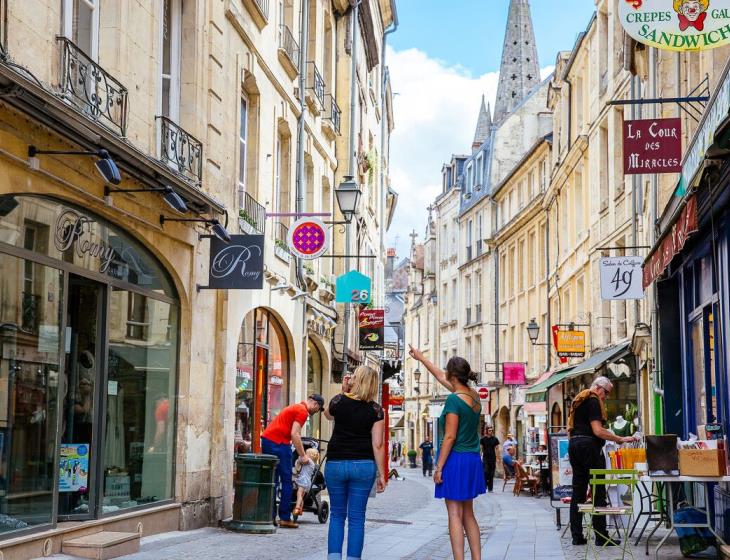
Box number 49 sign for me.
[599,256,644,300]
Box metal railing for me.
[254,0,269,19]
[324,94,341,133]
[306,61,325,107]
[274,221,291,255]
[240,192,266,234]
[58,37,128,136]
[157,116,203,183]
[278,24,300,69]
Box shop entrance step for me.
[61,531,140,560]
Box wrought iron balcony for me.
[157,116,203,183]
[324,94,341,134]
[306,62,325,108]
[58,37,128,136]
[254,0,270,18]
[274,221,291,261]
[278,25,300,71]
[239,192,266,235]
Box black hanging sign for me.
[205,235,265,290]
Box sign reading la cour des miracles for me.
[620,0,730,52]
[623,118,682,175]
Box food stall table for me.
[639,474,730,559]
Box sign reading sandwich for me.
[619,0,730,52]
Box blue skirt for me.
[435,451,486,501]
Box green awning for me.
[524,342,632,403]
[525,367,576,403]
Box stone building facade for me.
[0,0,396,557]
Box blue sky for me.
[385,1,597,258]
[390,1,597,78]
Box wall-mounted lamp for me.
[526,318,551,346]
[160,214,231,243]
[29,145,121,185]
[334,175,361,224]
[105,185,188,213]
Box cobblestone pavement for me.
[42,469,702,560]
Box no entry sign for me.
[478,386,489,400]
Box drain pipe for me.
[295,0,310,397]
[341,1,360,369]
[379,1,399,307]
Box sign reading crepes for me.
[619,0,730,52]
[642,195,699,288]
[623,118,682,175]
[555,330,586,359]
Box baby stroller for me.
[290,437,329,523]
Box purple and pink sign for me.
[503,362,526,385]
[287,217,329,260]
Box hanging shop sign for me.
[642,195,699,288]
[358,309,384,351]
[503,362,527,385]
[555,330,586,358]
[599,256,645,300]
[335,270,372,304]
[551,325,569,364]
[623,118,682,175]
[287,217,329,260]
[619,0,730,52]
[206,234,264,289]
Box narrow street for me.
[43,469,686,560]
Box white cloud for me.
[384,45,554,259]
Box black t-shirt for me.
[480,436,500,462]
[571,396,604,445]
[327,394,384,461]
[419,442,434,461]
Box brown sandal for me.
[293,507,303,516]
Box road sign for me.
[477,386,489,400]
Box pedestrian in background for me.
[324,366,386,560]
[479,426,500,492]
[419,436,434,477]
[502,432,518,456]
[409,345,485,560]
[260,394,324,528]
[501,445,516,478]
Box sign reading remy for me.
[623,118,682,175]
[619,0,730,52]
[207,235,264,289]
[358,309,384,350]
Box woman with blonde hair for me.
[324,365,386,560]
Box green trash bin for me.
[224,453,279,534]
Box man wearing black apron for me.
[568,376,636,546]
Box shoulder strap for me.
[453,391,481,411]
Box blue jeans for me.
[261,437,293,521]
[325,460,377,560]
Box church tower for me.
[472,95,492,152]
[492,0,540,124]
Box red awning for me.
[642,195,698,289]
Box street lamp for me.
[527,318,540,344]
[334,175,361,224]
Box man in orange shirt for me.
[262,394,324,528]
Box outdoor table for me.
[639,474,730,559]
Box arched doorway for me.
[551,402,563,431]
[307,338,323,438]
[236,308,291,453]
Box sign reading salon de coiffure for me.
[619,0,730,52]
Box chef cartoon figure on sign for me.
[674,0,709,31]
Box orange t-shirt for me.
[261,402,309,445]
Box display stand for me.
[548,428,571,530]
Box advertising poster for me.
[549,432,572,501]
[359,309,384,351]
[59,443,90,493]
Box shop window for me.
[103,288,177,512]
[0,253,63,532]
[307,340,322,438]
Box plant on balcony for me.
[366,149,378,186]
[304,263,315,275]
[275,239,289,252]
[239,209,257,229]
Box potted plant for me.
[407,449,417,468]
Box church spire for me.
[493,0,540,124]
[472,95,492,152]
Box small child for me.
[292,447,320,516]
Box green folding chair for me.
[578,468,638,560]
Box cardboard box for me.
[678,449,727,477]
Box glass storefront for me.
[0,195,179,532]
[307,339,322,438]
[235,309,290,453]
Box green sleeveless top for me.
[437,392,481,453]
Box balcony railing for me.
[278,25,300,69]
[239,192,266,234]
[306,61,325,107]
[274,221,291,259]
[21,292,39,333]
[157,116,203,183]
[254,0,269,19]
[58,37,128,136]
[324,94,341,134]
